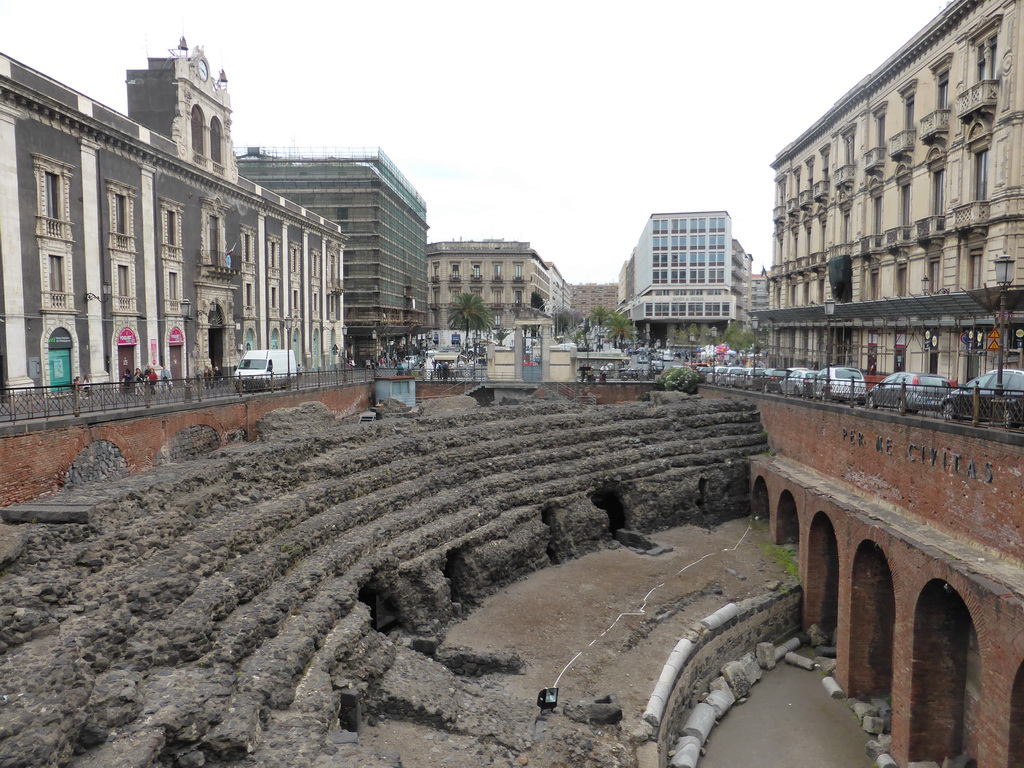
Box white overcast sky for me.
[1,0,950,284]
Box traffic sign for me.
[989,328,1001,340]
[988,339,1001,351]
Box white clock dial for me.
[198,59,209,81]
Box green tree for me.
[492,326,511,346]
[657,366,699,394]
[530,290,545,310]
[448,293,494,349]
[607,311,637,349]
[589,306,612,349]
[722,322,755,355]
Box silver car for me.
[814,367,867,402]
[780,368,817,397]
[866,372,952,413]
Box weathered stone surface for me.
[1,502,91,524]
[0,524,26,567]
[807,623,831,646]
[0,398,767,767]
[783,652,817,671]
[565,694,622,725]
[754,641,776,670]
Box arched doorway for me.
[775,488,799,545]
[750,476,769,520]
[47,327,73,388]
[244,328,256,352]
[590,488,626,536]
[909,580,979,763]
[312,329,321,370]
[207,304,225,372]
[115,327,138,382]
[848,540,895,697]
[270,328,280,350]
[805,511,839,637]
[168,326,185,378]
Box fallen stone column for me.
[774,636,802,662]
[784,651,817,671]
[822,676,846,699]
[699,602,739,631]
[681,701,717,744]
[643,638,694,727]
[705,686,735,718]
[669,735,703,768]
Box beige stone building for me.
[767,0,1024,381]
[426,240,554,347]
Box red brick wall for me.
[704,389,1024,564]
[0,385,370,507]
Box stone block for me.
[807,623,830,646]
[705,687,735,718]
[783,652,816,671]
[822,676,845,699]
[682,702,717,744]
[669,735,702,768]
[721,659,753,697]
[862,715,885,734]
[2,503,91,525]
[852,701,878,721]
[755,641,776,670]
[875,755,898,768]
[0,524,27,569]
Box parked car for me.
[866,372,952,413]
[725,366,749,387]
[762,368,792,393]
[941,369,1024,425]
[711,365,731,384]
[780,368,818,397]
[814,366,867,402]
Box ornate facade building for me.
[0,41,345,389]
[767,0,1023,380]
[425,240,553,348]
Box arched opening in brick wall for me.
[847,540,895,698]
[590,489,626,536]
[358,585,400,634]
[1009,662,1024,766]
[750,475,769,520]
[908,580,978,764]
[774,489,799,546]
[804,512,839,637]
[65,439,130,487]
[165,425,221,461]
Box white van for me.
[236,349,299,378]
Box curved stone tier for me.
[0,398,766,767]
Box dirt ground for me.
[360,517,794,767]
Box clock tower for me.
[126,38,238,183]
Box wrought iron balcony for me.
[889,129,916,159]
[919,109,950,143]
[813,180,830,202]
[863,147,886,174]
[834,164,855,188]
[915,215,946,242]
[885,226,913,250]
[957,80,998,122]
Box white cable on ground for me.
[548,524,753,689]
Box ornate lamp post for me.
[824,299,835,368]
[750,317,760,366]
[180,299,192,378]
[994,254,1015,395]
[284,317,293,380]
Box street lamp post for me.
[824,299,835,368]
[994,255,1015,396]
[750,317,760,366]
[688,333,696,363]
[284,317,293,384]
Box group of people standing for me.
[120,366,172,394]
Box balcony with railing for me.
[449,274,462,283]
[915,215,946,242]
[919,109,950,143]
[42,291,73,311]
[491,274,504,282]
[193,152,209,169]
[885,225,913,250]
[863,146,886,174]
[799,190,814,209]
[36,216,72,241]
[512,275,525,283]
[112,295,137,314]
[430,275,441,283]
[108,232,135,253]
[834,164,855,187]
[786,197,799,215]
[813,180,830,202]
[952,201,990,231]
[773,204,786,221]
[859,234,883,255]
[165,299,181,316]
[162,244,183,263]
[327,277,344,294]
[888,129,916,159]
[957,80,998,122]
[470,274,482,282]
[198,248,240,281]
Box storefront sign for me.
[47,329,73,349]
[117,328,138,346]
[169,327,185,345]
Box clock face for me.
[198,59,209,82]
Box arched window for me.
[190,105,205,156]
[209,117,222,165]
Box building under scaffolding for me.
[237,147,428,364]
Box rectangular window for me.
[493,263,502,278]
[937,72,949,109]
[929,260,940,290]
[514,290,523,305]
[245,283,252,309]
[875,112,886,145]
[899,183,912,226]
[118,264,130,296]
[114,194,128,234]
[49,254,64,292]
[870,270,879,300]
[450,262,460,278]
[513,263,523,278]
[932,168,945,214]
[970,252,983,289]
[842,211,851,242]
[975,149,989,200]
[978,36,997,81]
[904,95,915,128]
[168,272,178,300]
[491,290,501,304]
[44,172,60,219]
[844,131,855,164]
[872,196,883,234]
[432,262,440,277]
[208,216,220,257]
[896,264,907,296]
[472,263,481,278]
[292,289,299,311]
[270,286,278,309]
[165,210,177,246]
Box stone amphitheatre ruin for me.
[0,394,769,767]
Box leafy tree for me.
[530,290,545,310]
[448,293,494,349]
[607,311,637,349]
[492,326,511,346]
[722,322,755,354]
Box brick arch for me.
[847,538,895,698]
[804,510,839,636]
[909,579,979,764]
[65,439,130,487]
[774,487,799,545]
[164,425,222,462]
[1010,663,1024,767]
[750,474,769,520]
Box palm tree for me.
[589,306,612,350]
[448,293,494,352]
[607,311,637,350]
[493,326,511,346]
